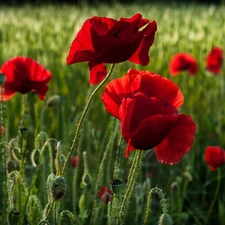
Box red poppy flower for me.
[102,69,196,164]
[169,53,198,76]
[66,14,157,85]
[206,47,223,74]
[97,186,112,204]
[204,146,225,171]
[0,56,52,101]
[71,156,81,167]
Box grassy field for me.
[0,2,225,225]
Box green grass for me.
[0,2,225,225]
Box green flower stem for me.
[19,138,27,180]
[113,136,123,178]
[44,201,55,221]
[112,194,120,224]
[117,150,143,224]
[17,138,57,225]
[206,168,221,221]
[0,85,7,224]
[90,119,117,224]
[61,64,115,176]
[143,187,167,225]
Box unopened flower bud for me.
[50,176,67,201]
[158,213,173,225]
[46,95,61,107]
[170,182,178,191]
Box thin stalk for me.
[117,150,143,224]
[62,64,115,176]
[206,168,221,221]
[90,119,117,224]
[0,84,7,224]
[143,187,167,225]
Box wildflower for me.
[204,146,225,171]
[97,186,112,204]
[206,47,223,74]
[102,69,196,164]
[0,126,5,136]
[0,56,52,101]
[67,14,157,84]
[169,53,198,76]
[71,156,81,167]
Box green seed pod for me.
[78,194,85,212]
[158,213,173,225]
[50,176,67,201]
[0,73,6,85]
[109,179,124,195]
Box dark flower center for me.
[113,30,121,38]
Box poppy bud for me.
[46,95,61,107]
[50,176,67,201]
[183,171,192,181]
[81,173,92,187]
[158,213,173,225]
[170,181,178,191]
[0,73,6,85]
[0,126,5,136]
[109,179,124,195]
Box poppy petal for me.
[154,114,196,164]
[119,93,178,142]
[129,20,157,66]
[169,53,198,76]
[204,146,225,171]
[206,47,223,74]
[89,63,107,85]
[1,56,52,101]
[102,70,183,119]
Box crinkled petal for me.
[129,20,157,66]
[89,63,107,85]
[169,53,198,76]
[154,114,196,164]
[102,70,183,118]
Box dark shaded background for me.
[0,0,222,5]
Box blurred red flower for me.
[0,126,4,136]
[206,47,223,74]
[204,146,225,171]
[66,14,157,85]
[71,156,81,167]
[0,56,52,101]
[102,69,196,165]
[169,53,198,76]
[97,186,112,204]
